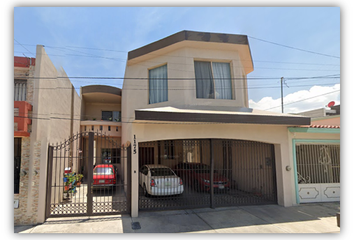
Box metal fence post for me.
[210,139,214,209]
[45,145,54,219]
[87,132,94,214]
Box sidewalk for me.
[15,202,340,233]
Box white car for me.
[139,164,184,197]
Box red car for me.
[93,164,117,189]
[173,163,230,192]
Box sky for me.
[13,6,341,114]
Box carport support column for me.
[131,134,139,217]
[210,139,214,209]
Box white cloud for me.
[249,84,340,114]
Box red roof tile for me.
[301,124,340,129]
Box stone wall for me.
[14,139,42,226]
[14,137,30,225]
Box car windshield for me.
[94,167,113,175]
[150,168,175,177]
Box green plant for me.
[76,174,84,182]
[93,118,96,120]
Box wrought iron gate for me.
[296,143,340,203]
[138,139,277,211]
[45,131,131,218]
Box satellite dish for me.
[327,101,335,107]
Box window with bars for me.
[14,80,27,101]
[101,148,121,164]
[296,144,340,184]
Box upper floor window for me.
[194,61,232,99]
[14,79,27,101]
[149,64,168,104]
[102,111,121,122]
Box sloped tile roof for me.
[304,124,340,128]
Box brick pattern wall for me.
[14,139,42,226]
[31,141,41,223]
[14,137,30,225]
[26,65,35,105]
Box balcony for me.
[14,101,32,137]
[80,120,121,137]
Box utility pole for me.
[281,77,284,113]
[280,77,289,113]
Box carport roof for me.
[134,106,311,126]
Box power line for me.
[14,49,340,72]
[14,39,35,58]
[15,88,340,122]
[19,82,339,91]
[15,42,341,64]
[248,36,340,59]
[263,90,340,111]
[13,75,340,81]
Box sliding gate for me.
[45,131,131,218]
[138,139,277,211]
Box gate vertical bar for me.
[45,145,54,219]
[87,132,94,215]
[210,139,214,209]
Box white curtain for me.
[194,61,214,98]
[212,62,232,99]
[149,65,168,104]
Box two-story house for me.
[79,85,123,177]
[122,30,311,217]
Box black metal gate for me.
[138,139,277,211]
[45,131,131,218]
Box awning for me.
[135,106,311,126]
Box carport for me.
[124,106,310,217]
[138,139,278,211]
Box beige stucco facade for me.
[122,31,308,217]
[14,45,81,225]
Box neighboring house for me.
[294,104,340,118]
[122,30,311,217]
[289,106,340,204]
[14,45,81,225]
[79,85,123,176]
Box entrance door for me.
[14,138,21,194]
[296,144,340,203]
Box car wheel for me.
[143,184,149,197]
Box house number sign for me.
[133,135,137,154]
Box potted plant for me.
[76,174,84,187]
[63,173,76,191]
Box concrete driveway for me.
[15,202,340,233]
